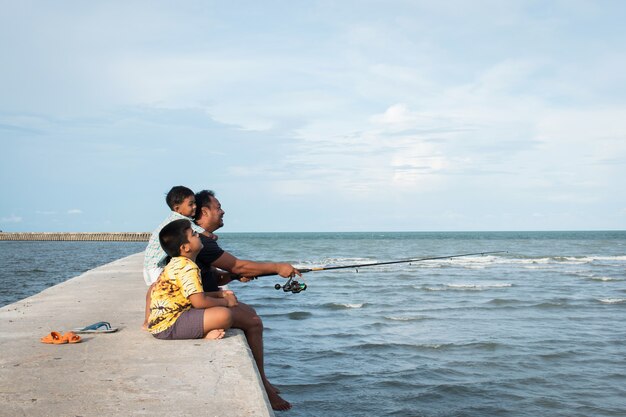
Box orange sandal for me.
[63,331,81,344]
[40,331,67,344]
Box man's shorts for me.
[143,267,163,285]
[152,308,204,340]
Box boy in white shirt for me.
[142,185,214,329]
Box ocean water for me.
[0,241,146,307]
[224,231,626,417]
[2,232,626,416]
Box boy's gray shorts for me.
[152,308,204,340]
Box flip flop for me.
[63,331,82,344]
[40,331,67,344]
[72,321,118,334]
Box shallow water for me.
[2,232,625,416]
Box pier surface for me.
[0,253,274,417]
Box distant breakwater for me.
[0,232,150,242]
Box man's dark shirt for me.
[196,234,225,292]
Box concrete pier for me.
[0,253,274,417]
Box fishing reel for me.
[274,276,307,294]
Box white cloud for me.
[1,215,23,223]
[370,104,443,130]
[67,209,83,215]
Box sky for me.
[1,1,625,233]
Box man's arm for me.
[211,251,300,278]
[212,267,240,286]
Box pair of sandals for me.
[40,331,81,344]
[40,322,118,344]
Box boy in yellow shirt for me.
[148,219,236,340]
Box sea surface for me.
[0,241,146,308]
[2,232,626,416]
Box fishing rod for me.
[273,251,508,293]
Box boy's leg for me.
[230,302,291,411]
[202,307,233,339]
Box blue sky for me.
[1,1,625,232]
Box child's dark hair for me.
[159,219,191,259]
[166,186,195,210]
[194,189,216,220]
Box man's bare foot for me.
[264,382,291,411]
[204,329,225,340]
[262,378,281,394]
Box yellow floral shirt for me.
[148,257,203,334]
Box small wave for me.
[487,255,626,266]
[384,315,431,322]
[446,283,512,290]
[421,286,446,291]
[486,298,522,306]
[588,255,626,261]
[538,350,578,360]
[416,263,444,269]
[349,341,504,353]
[589,276,623,282]
[287,311,313,320]
[416,342,500,350]
[555,255,626,264]
[322,302,365,310]
[251,300,287,307]
[294,257,373,269]
[15,268,48,275]
[597,298,626,304]
[429,255,501,267]
[566,271,626,282]
[534,299,571,308]
[421,283,512,291]
[279,381,341,391]
[566,271,594,278]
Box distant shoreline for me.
[1,230,625,242]
[0,232,150,241]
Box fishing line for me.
[271,251,508,293]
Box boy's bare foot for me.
[264,381,291,411]
[204,329,225,340]
[141,322,148,331]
